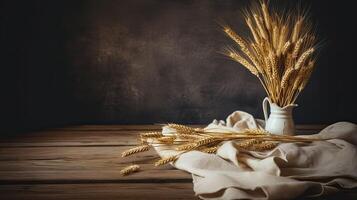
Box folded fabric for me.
[155,111,357,200]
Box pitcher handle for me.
[262,97,270,121]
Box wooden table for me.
[0,124,354,199]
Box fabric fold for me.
[156,111,357,199]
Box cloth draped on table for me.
[154,111,357,200]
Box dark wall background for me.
[1,0,356,132]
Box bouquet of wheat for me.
[224,1,319,107]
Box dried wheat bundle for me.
[120,124,323,175]
[223,1,319,107]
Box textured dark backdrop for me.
[1,0,356,132]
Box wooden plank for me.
[0,146,139,160]
[1,184,356,200]
[48,124,327,131]
[0,131,142,147]
[48,124,199,131]
[0,183,197,200]
[0,146,191,184]
[0,169,191,184]
[0,125,326,147]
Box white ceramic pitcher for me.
[262,97,297,135]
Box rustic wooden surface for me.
[0,124,355,200]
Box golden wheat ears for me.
[120,124,322,175]
[223,1,319,107]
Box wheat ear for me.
[224,27,249,50]
[121,145,150,157]
[141,132,163,138]
[120,165,140,176]
[298,61,315,91]
[272,25,278,49]
[282,41,291,55]
[157,136,176,144]
[269,52,278,80]
[168,123,196,135]
[176,143,197,151]
[292,19,302,43]
[251,141,278,151]
[292,38,303,58]
[155,155,178,166]
[245,128,270,135]
[254,14,268,40]
[246,17,260,43]
[262,3,271,30]
[201,146,219,154]
[277,25,287,55]
[228,51,259,76]
[294,48,314,70]
[195,137,219,147]
[224,26,258,67]
[178,134,203,140]
[236,139,261,149]
[281,68,295,88]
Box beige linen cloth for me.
[155,111,357,200]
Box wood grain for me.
[0,183,197,200]
[47,124,327,131]
[0,124,332,199]
[0,146,191,184]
